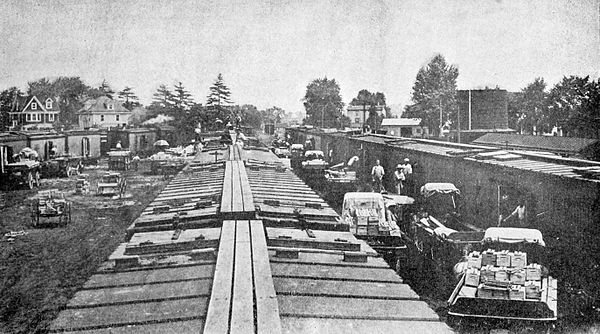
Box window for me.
[48,113,55,122]
[46,99,53,109]
[101,115,105,122]
[107,104,114,110]
[31,102,37,110]
[116,114,120,121]
[416,128,422,134]
[26,114,31,121]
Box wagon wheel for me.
[26,172,34,190]
[34,171,40,187]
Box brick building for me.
[456,89,509,130]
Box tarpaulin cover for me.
[420,183,460,198]
[483,227,545,246]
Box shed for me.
[25,131,66,160]
[64,129,102,158]
[380,118,429,138]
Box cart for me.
[107,150,131,171]
[41,156,84,178]
[2,160,42,190]
[31,189,71,227]
[97,172,127,198]
[447,228,558,328]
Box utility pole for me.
[439,98,443,138]
[457,99,461,143]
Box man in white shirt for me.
[371,159,385,192]
[503,200,527,226]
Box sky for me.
[1,0,598,116]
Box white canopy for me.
[420,183,460,198]
[483,227,545,246]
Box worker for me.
[371,159,385,193]
[49,147,57,159]
[503,200,527,226]
[401,158,413,194]
[132,155,140,171]
[401,158,412,175]
[394,164,405,194]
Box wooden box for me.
[511,251,527,268]
[496,251,511,267]
[481,250,496,266]
[465,268,481,287]
[495,267,509,282]
[467,252,482,269]
[509,286,525,300]
[526,264,542,281]
[509,268,526,285]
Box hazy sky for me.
[1,0,598,115]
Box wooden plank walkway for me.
[220,161,255,219]
[204,220,282,334]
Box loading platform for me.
[49,142,452,333]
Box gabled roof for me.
[78,96,130,114]
[473,133,599,155]
[381,118,422,127]
[10,95,60,113]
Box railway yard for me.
[1,131,599,333]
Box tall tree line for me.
[509,76,600,138]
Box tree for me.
[150,85,173,109]
[27,78,53,96]
[0,87,23,130]
[303,77,344,128]
[233,104,262,130]
[118,87,140,110]
[98,79,114,98]
[511,78,547,135]
[263,106,285,125]
[206,74,233,123]
[409,54,459,136]
[87,79,115,99]
[171,81,194,110]
[546,76,600,138]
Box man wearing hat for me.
[394,164,405,194]
[401,158,413,195]
[401,158,412,175]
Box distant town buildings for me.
[78,96,130,129]
[8,95,60,130]
[346,104,385,129]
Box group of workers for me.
[371,158,413,194]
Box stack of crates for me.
[75,174,90,194]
